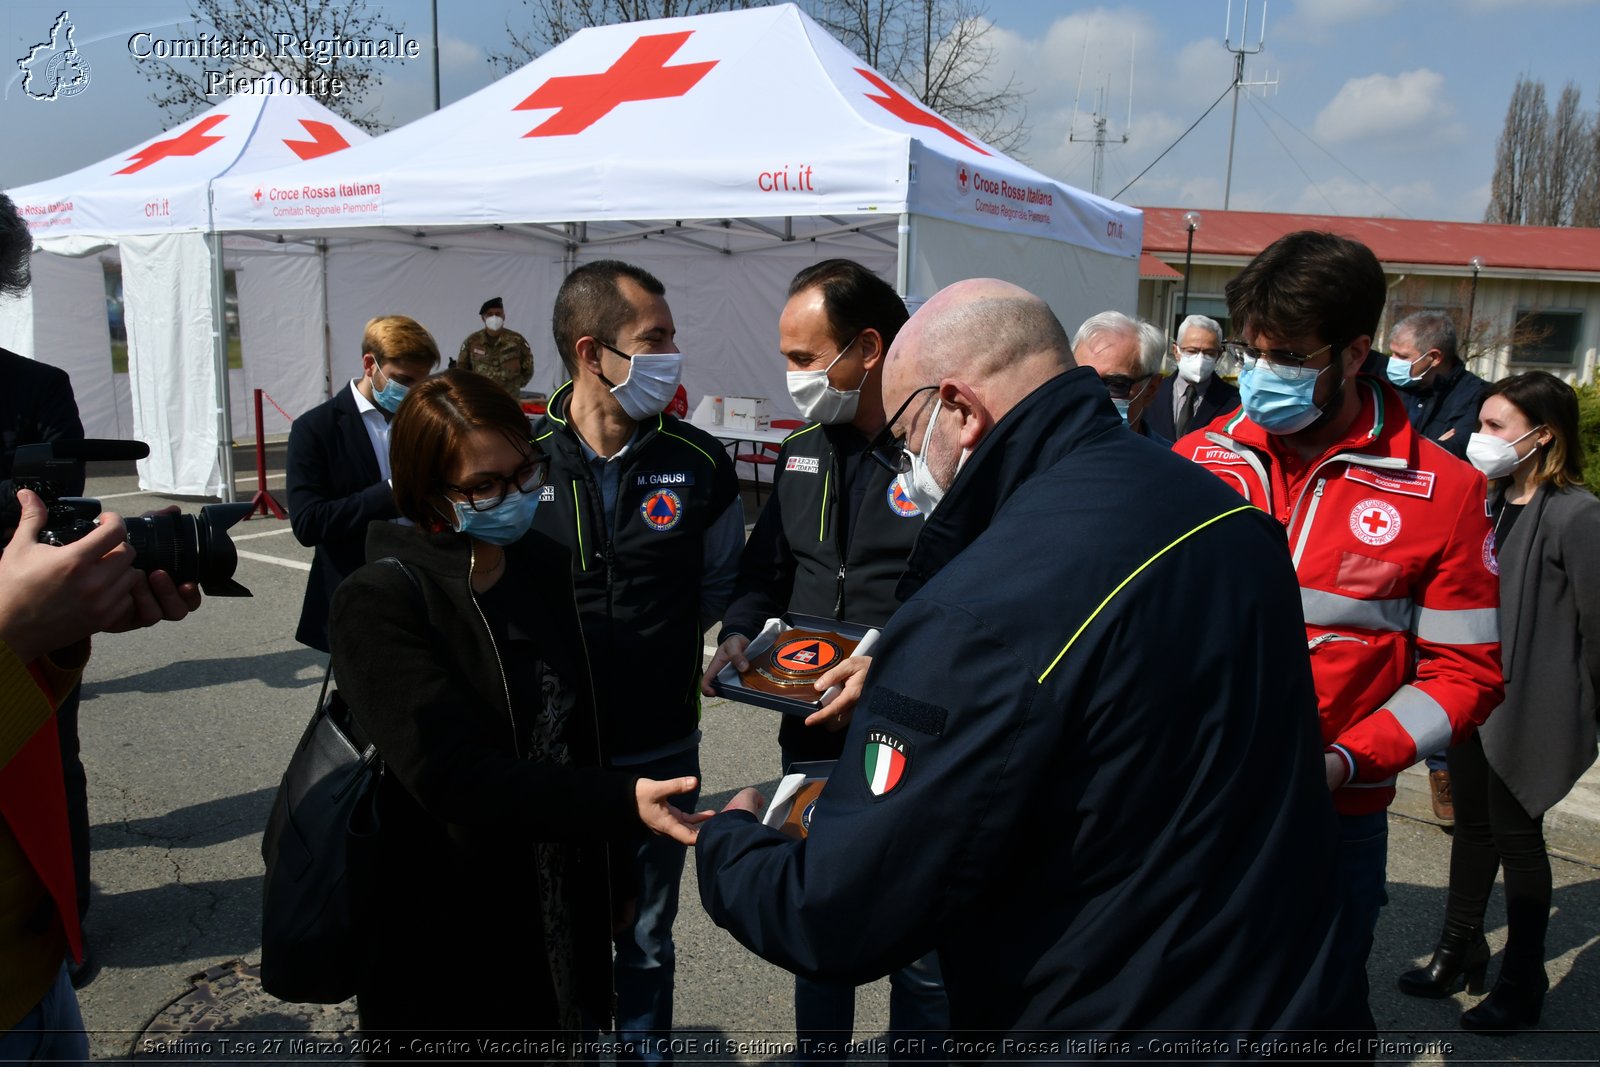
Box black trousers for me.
[1444,733,1551,976]
[56,682,90,921]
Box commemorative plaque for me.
[712,613,880,716]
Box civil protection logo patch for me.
[1483,530,1499,576]
[772,637,840,674]
[639,488,683,531]
[863,729,908,797]
[886,480,922,517]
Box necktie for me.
[1177,383,1201,436]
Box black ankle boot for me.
[1397,926,1490,998]
[1461,969,1547,1034]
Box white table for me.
[688,418,793,449]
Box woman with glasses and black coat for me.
[328,369,708,1058]
[1398,371,1600,1033]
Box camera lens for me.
[124,503,252,597]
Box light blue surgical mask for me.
[1239,358,1331,435]
[1112,397,1133,424]
[372,366,410,414]
[452,491,540,546]
[1385,352,1430,388]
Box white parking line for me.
[236,549,311,572]
[94,474,284,501]
[231,526,298,542]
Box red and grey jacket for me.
[1175,376,1504,815]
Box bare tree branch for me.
[1485,76,1546,225]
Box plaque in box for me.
[711,613,880,717]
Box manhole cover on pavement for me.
[134,959,358,1061]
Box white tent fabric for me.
[210,6,1139,257]
[121,233,218,494]
[5,82,369,494]
[0,246,123,438]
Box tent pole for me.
[319,239,333,397]
[895,213,912,298]
[207,229,237,503]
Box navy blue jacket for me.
[286,385,399,652]
[697,368,1373,1045]
[1397,362,1488,462]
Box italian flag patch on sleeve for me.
[864,729,909,796]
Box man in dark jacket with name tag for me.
[531,260,742,1063]
[701,259,947,1060]
[696,279,1373,1049]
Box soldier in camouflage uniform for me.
[457,296,534,397]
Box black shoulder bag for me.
[259,556,419,1003]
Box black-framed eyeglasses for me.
[446,454,550,512]
[1099,373,1153,400]
[597,338,636,362]
[867,384,940,474]
[1224,339,1340,383]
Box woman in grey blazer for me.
[1398,371,1600,1033]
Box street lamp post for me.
[1465,256,1484,358]
[1181,211,1202,321]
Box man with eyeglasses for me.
[530,260,742,1063]
[1071,311,1169,445]
[697,277,1373,1045]
[1145,314,1240,441]
[699,259,947,1061]
[287,314,440,654]
[1173,230,1503,982]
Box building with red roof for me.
[1136,207,1600,383]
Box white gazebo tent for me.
[1,81,369,496]
[206,4,1141,475]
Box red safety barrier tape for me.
[260,391,295,423]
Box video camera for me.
[1,439,252,597]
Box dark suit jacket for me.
[286,384,399,652]
[1,347,86,495]
[1398,363,1488,461]
[1145,372,1240,443]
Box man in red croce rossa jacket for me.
[1175,231,1503,980]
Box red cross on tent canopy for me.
[515,31,718,137]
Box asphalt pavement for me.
[56,450,1600,1064]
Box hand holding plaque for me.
[741,628,860,697]
[710,613,880,717]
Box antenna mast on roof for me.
[1223,0,1278,209]
[1068,34,1135,198]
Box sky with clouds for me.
[4,0,1598,223]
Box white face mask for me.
[786,336,865,424]
[1466,426,1542,480]
[607,350,685,421]
[484,315,505,332]
[894,401,968,516]
[1176,352,1218,385]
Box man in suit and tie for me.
[1146,315,1240,442]
[286,315,440,653]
